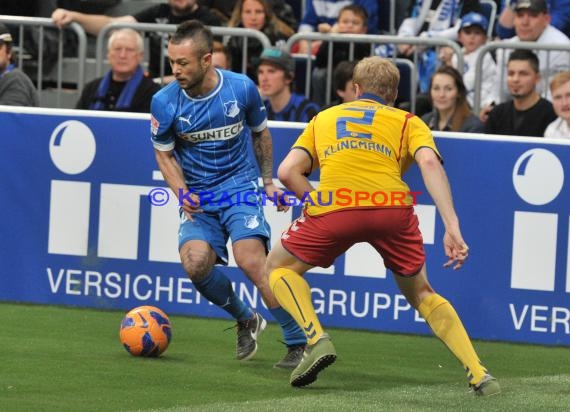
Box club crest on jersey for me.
[224,100,240,118]
[244,215,259,229]
[150,115,159,135]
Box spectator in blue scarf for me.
[76,28,161,112]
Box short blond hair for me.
[353,57,399,104]
[550,71,570,93]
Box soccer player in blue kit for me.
[150,20,307,367]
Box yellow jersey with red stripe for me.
[292,93,441,216]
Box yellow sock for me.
[419,293,488,385]
[269,268,324,345]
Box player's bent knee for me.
[179,241,216,281]
[179,253,211,281]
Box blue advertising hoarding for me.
[1,106,569,346]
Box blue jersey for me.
[265,93,320,123]
[151,69,267,191]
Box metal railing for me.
[285,32,464,111]
[388,0,397,35]
[0,15,87,108]
[96,23,271,80]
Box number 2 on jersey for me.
[335,107,375,140]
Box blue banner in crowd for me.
[1,106,569,346]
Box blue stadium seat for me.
[395,58,417,110]
[377,0,392,34]
[292,53,315,97]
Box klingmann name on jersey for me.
[179,121,244,142]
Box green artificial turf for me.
[1,302,569,411]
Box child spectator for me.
[312,4,371,106]
[332,60,358,105]
[295,0,379,54]
[439,12,498,107]
[396,0,481,93]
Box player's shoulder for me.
[152,80,181,102]
[326,99,412,117]
[219,69,256,88]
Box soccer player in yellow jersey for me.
[266,56,501,396]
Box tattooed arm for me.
[251,127,290,212]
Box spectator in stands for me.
[544,71,570,138]
[76,28,160,112]
[202,0,298,29]
[496,0,570,38]
[331,60,358,105]
[493,0,570,102]
[257,47,320,122]
[396,0,481,93]
[422,66,484,132]
[212,41,232,70]
[485,49,556,137]
[296,0,379,54]
[0,23,39,107]
[439,12,498,107]
[226,0,294,81]
[51,0,222,81]
[311,4,371,106]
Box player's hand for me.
[180,192,203,221]
[51,8,73,28]
[264,183,290,213]
[443,230,469,270]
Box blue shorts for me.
[178,181,271,264]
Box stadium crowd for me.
[1,0,569,137]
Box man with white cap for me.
[0,23,39,107]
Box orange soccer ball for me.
[119,306,172,357]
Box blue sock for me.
[270,306,307,346]
[192,267,253,322]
